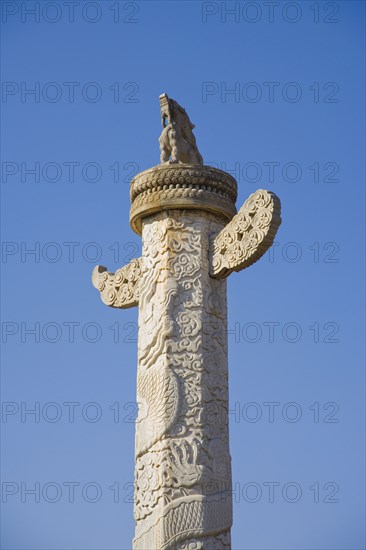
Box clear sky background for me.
[1,1,365,549]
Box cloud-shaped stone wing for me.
[92,258,142,308]
[210,189,281,278]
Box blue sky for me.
[1,1,365,548]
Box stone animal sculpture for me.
[159,93,203,165]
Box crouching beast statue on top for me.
[159,93,203,165]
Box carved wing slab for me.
[210,189,281,278]
[92,258,141,308]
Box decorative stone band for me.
[210,189,281,278]
[129,164,238,235]
[133,494,232,550]
[92,258,141,308]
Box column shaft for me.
[133,210,232,550]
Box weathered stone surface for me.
[133,210,232,549]
[159,94,203,165]
[92,259,141,308]
[210,189,281,278]
[129,163,237,235]
[92,94,282,549]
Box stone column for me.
[130,164,237,549]
[92,95,281,550]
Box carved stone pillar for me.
[131,165,236,549]
[92,95,281,550]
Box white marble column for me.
[134,209,232,548]
[92,145,281,549]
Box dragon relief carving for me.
[136,363,180,458]
[159,94,203,165]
